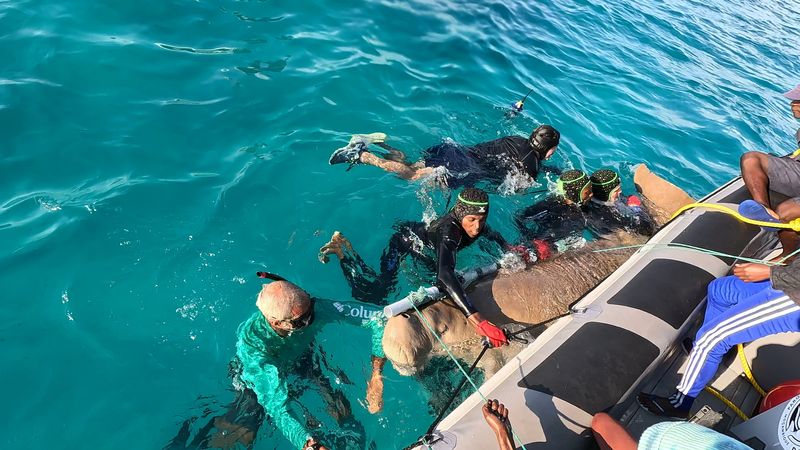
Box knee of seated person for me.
[707,276,732,298]
[591,412,612,430]
[776,200,800,221]
[740,151,765,166]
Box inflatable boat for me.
[412,177,800,449]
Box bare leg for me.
[776,199,800,261]
[208,417,256,449]
[295,349,353,425]
[374,141,408,163]
[591,413,637,450]
[165,387,265,450]
[740,151,774,208]
[359,151,434,180]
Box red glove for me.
[476,320,508,347]
[507,244,534,264]
[626,195,642,208]
[531,239,553,261]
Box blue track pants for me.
[676,275,800,398]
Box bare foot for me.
[765,206,780,220]
[773,253,797,264]
[318,231,352,263]
[366,373,384,414]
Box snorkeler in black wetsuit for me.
[328,125,561,188]
[515,169,592,254]
[319,188,530,347]
[587,169,656,237]
[516,168,657,259]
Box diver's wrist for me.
[467,312,484,326]
[371,355,386,372]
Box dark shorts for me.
[767,154,800,198]
[422,143,482,187]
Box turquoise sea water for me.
[1,0,799,448]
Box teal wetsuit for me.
[235,298,385,448]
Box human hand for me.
[626,195,642,208]
[733,263,771,282]
[482,399,510,437]
[506,244,536,264]
[530,239,553,260]
[476,320,509,347]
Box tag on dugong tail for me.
[633,163,695,225]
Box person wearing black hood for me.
[515,169,592,253]
[328,125,561,188]
[586,169,657,237]
[318,188,532,347]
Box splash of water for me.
[497,251,526,273]
[497,166,538,196]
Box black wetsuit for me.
[586,197,657,237]
[515,196,587,244]
[423,136,548,187]
[516,195,657,251]
[338,211,508,315]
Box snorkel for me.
[506,88,533,118]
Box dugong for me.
[382,165,694,376]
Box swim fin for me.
[329,140,368,168]
[350,132,386,145]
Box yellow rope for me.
[736,344,767,397]
[703,386,749,421]
[670,202,800,232]
[695,345,766,422]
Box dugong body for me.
[382,165,694,376]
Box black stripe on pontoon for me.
[671,207,758,264]
[719,187,788,207]
[518,322,658,414]
[607,259,713,329]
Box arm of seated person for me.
[734,263,772,283]
[482,400,514,450]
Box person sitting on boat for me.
[318,188,530,348]
[637,261,800,419]
[515,169,592,253]
[167,280,386,450]
[737,84,800,260]
[591,412,750,449]
[587,169,657,237]
[327,125,561,188]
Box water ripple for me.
[155,42,249,55]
